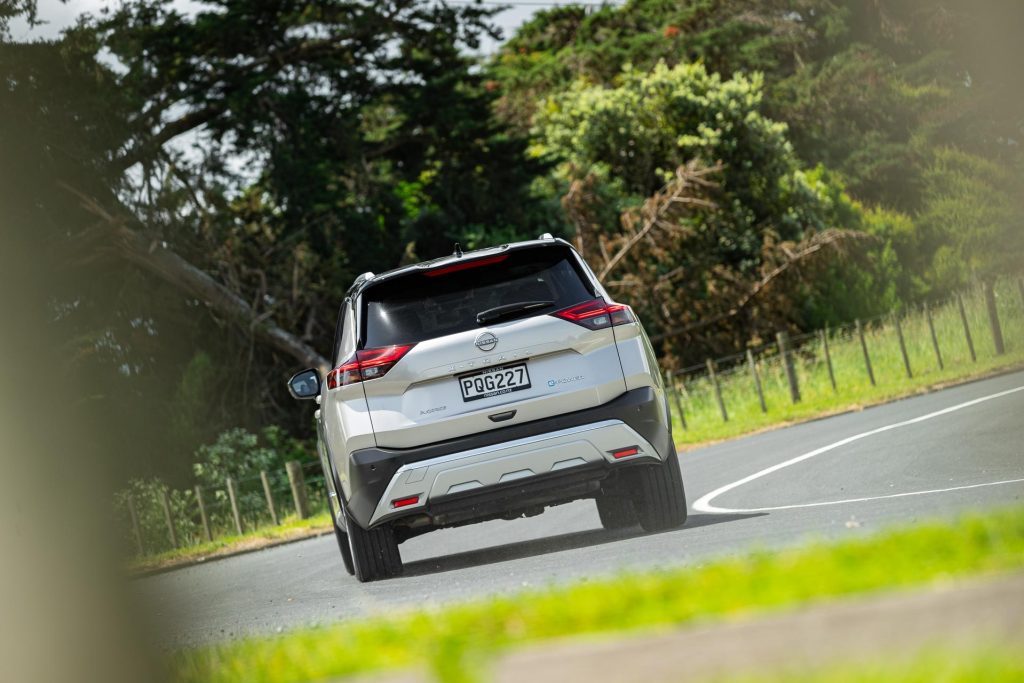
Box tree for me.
[493,0,1024,302]
[916,147,1024,291]
[539,61,871,360]
[535,62,838,264]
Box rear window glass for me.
[361,246,595,347]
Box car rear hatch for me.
[353,244,630,449]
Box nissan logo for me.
[474,331,498,352]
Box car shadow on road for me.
[401,511,765,578]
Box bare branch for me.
[111,104,225,173]
[596,162,719,282]
[60,183,330,374]
[648,229,872,342]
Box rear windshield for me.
[361,246,595,347]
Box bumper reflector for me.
[391,495,420,509]
[611,446,639,459]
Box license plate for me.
[459,363,531,402]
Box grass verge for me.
[729,644,1024,682]
[170,505,1024,683]
[130,511,332,575]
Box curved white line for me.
[692,385,1024,514]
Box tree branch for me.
[60,183,330,374]
[112,104,225,173]
[597,162,718,282]
[648,229,871,342]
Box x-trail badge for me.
[474,331,498,352]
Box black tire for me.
[332,515,355,576]
[594,493,639,530]
[347,516,402,582]
[629,450,688,532]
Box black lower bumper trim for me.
[425,462,608,526]
[343,386,670,529]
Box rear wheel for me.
[332,514,355,576]
[627,450,687,532]
[594,493,639,530]
[347,516,402,582]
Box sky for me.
[12,0,623,52]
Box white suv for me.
[288,236,687,581]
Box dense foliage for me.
[535,61,877,356]
[491,0,1024,302]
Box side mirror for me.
[287,368,321,400]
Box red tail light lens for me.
[391,495,420,509]
[611,446,640,459]
[327,344,415,389]
[424,254,508,277]
[552,299,635,330]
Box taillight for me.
[326,344,415,389]
[424,254,508,277]
[610,446,640,459]
[551,299,635,330]
[391,495,420,509]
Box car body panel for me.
[359,315,627,449]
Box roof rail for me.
[352,271,375,288]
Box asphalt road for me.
[137,370,1024,648]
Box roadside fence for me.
[117,459,328,558]
[663,277,1024,438]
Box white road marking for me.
[692,385,1024,514]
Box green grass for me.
[670,279,1024,446]
[130,511,331,573]
[727,644,1024,682]
[170,505,1024,683]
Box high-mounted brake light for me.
[424,254,508,277]
[327,344,415,389]
[551,299,635,330]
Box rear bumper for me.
[369,420,660,526]
[343,386,671,529]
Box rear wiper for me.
[476,300,554,325]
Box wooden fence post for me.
[159,487,178,549]
[894,313,912,379]
[706,358,728,422]
[746,349,767,413]
[820,328,836,391]
[226,477,243,535]
[776,331,801,403]
[984,281,1005,356]
[664,371,687,430]
[126,494,145,556]
[286,461,311,520]
[855,319,875,386]
[194,485,212,542]
[261,470,279,526]
[956,293,976,362]
[925,303,943,370]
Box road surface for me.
[137,370,1024,647]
